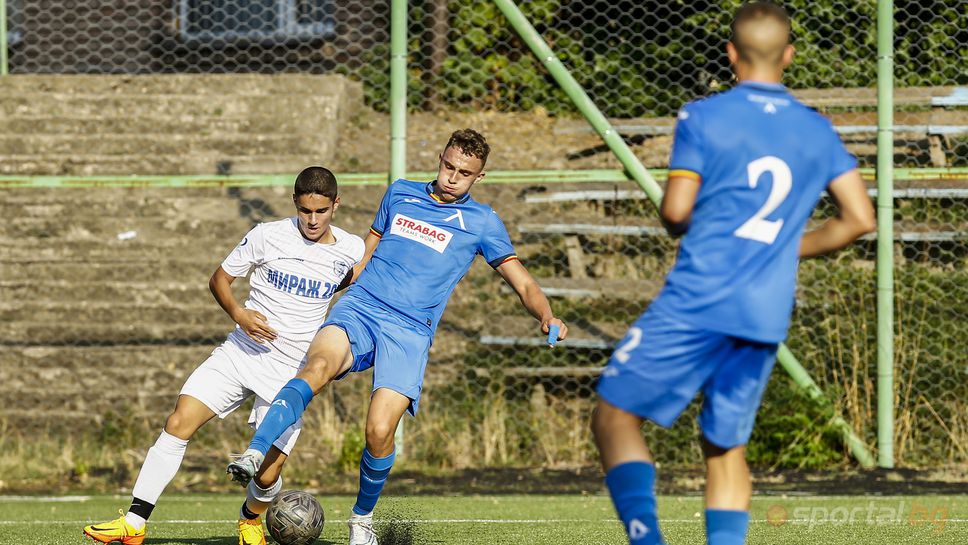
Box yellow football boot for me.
[238,517,267,545]
[83,510,146,545]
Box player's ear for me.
[475,170,486,183]
[333,195,341,212]
[781,44,795,69]
[726,41,739,67]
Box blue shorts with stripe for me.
[596,308,778,449]
[323,289,432,417]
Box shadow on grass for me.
[145,536,336,545]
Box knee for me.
[590,403,614,441]
[300,353,341,391]
[164,410,194,439]
[365,420,396,454]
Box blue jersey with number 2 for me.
[650,82,857,343]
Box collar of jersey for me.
[738,81,787,93]
[425,181,471,205]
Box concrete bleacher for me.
[554,86,968,167]
[0,185,379,432]
[0,74,362,175]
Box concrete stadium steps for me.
[1,344,215,386]
[0,134,329,158]
[0,74,361,175]
[0,94,348,121]
[0,345,210,430]
[0,73,359,96]
[1,303,230,343]
[0,260,218,283]
[0,281,210,306]
[0,154,331,176]
[0,239,245,261]
[2,116,332,136]
[1,217,249,242]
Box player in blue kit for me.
[227,129,567,545]
[592,3,876,545]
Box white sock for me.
[124,512,146,530]
[127,430,189,528]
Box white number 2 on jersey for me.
[733,156,792,244]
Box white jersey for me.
[220,218,365,366]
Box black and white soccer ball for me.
[265,490,325,545]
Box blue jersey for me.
[650,82,857,343]
[351,179,518,333]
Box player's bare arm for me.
[660,174,701,237]
[495,258,567,341]
[347,231,382,284]
[209,266,278,343]
[799,169,875,258]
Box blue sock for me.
[705,509,749,545]
[605,462,663,545]
[352,448,396,516]
[248,379,314,456]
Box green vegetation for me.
[359,0,968,117]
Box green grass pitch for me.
[1,494,964,544]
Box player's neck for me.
[735,68,784,86]
[738,76,783,86]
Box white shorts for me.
[180,336,303,455]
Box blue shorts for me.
[323,290,432,416]
[596,308,778,449]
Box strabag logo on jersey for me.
[389,213,453,253]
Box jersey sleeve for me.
[369,181,398,238]
[479,209,518,268]
[349,235,366,264]
[668,103,704,180]
[221,223,265,277]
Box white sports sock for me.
[127,430,189,526]
[245,475,283,516]
[124,512,146,530]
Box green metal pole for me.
[493,0,876,468]
[492,0,662,208]
[1,0,9,75]
[875,0,895,468]
[389,0,407,456]
[389,0,407,185]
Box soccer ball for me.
[265,490,325,545]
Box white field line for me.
[0,519,965,525]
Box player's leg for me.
[84,339,259,545]
[347,388,411,545]
[229,324,355,485]
[594,310,726,545]
[238,447,288,545]
[591,399,663,545]
[348,316,429,545]
[83,395,214,544]
[698,338,777,545]
[703,439,751,506]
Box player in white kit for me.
[83,167,364,545]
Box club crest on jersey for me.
[333,260,350,279]
[389,213,453,253]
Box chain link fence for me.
[1,1,966,480]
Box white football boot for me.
[348,512,378,545]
